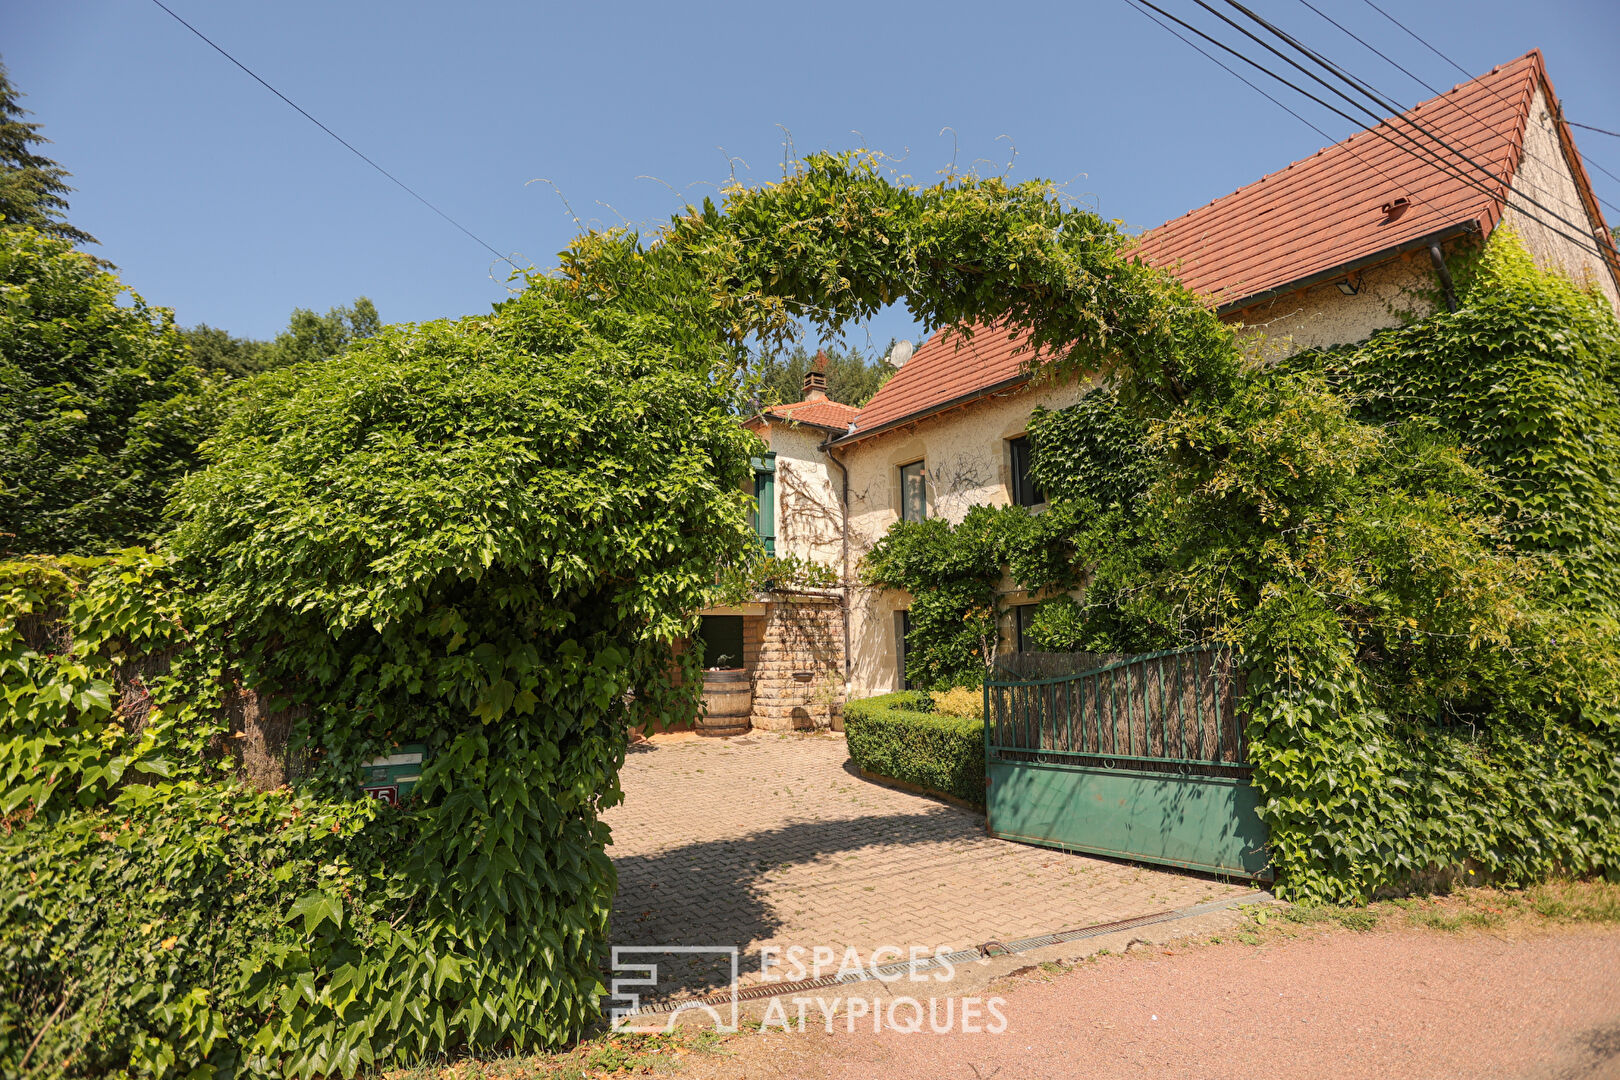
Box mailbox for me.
[360,744,425,806]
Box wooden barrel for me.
[698,669,752,736]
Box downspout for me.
[1429,241,1459,313]
[822,442,853,682]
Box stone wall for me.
[748,595,845,731]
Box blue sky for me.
[7,0,1618,353]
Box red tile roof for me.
[837,50,1615,445]
[1132,50,1540,307]
[846,323,1043,434]
[754,397,861,433]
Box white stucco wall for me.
[829,379,1086,699]
[757,421,844,569]
[1502,87,1620,311]
[1227,246,1443,359]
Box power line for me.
[1290,0,1619,216]
[1207,0,1606,258]
[147,0,520,270]
[1354,0,1620,192]
[1128,0,1607,263]
[1203,0,1611,261]
[1120,0,1429,224]
[1121,1,1334,145]
[1569,121,1620,140]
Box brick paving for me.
[603,731,1251,994]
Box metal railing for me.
[985,646,1248,773]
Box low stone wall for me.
[748,595,845,731]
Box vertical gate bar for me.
[1022,684,1032,750]
[1157,655,1168,760]
[1108,669,1119,755]
[1092,674,1102,755]
[1065,678,1074,754]
[1193,651,1205,761]
[1211,651,1226,763]
[1044,682,1053,751]
[1125,662,1136,757]
[1175,650,1187,760]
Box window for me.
[750,453,776,555]
[1014,604,1037,654]
[899,460,928,522]
[698,615,745,670]
[1008,436,1045,508]
[896,610,913,689]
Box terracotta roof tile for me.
[759,398,861,432]
[840,51,1603,443]
[1132,51,1541,306]
[849,323,1041,434]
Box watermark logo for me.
[608,946,739,1033]
[609,943,1006,1035]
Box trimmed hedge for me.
[843,691,985,809]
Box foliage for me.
[843,691,985,808]
[1,782,396,1078]
[749,341,892,407]
[1026,384,1152,514]
[0,61,96,248]
[1288,231,1620,612]
[0,551,227,817]
[156,276,762,1069]
[860,506,1027,689]
[181,297,382,379]
[711,551,839,609]
[177,324,273,380]
[10,146,1616,1069]
[1009,235,1620,899]
[930,686,983,720]
[0,227,216,555]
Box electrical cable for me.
[1128,0,1605,262]
[1355,0,1620,190]
[1290,0,1619,215]
[147,0,520,270]
[1207,0,1606,258]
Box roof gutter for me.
[1214,220,1482,317]
[827,373,1032,448]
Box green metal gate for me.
[984,647,1271,880]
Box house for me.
[703,49,1619,726]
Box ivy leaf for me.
[286,890,344,934]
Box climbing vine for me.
[7,153,1620,1075]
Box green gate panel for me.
[987,759,1271,880]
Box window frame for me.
[1013,603,1037,654]
[1007,435,1045,509]
[896,609,912,689]
[898,459,928,523]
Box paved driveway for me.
[603,731,1251,994]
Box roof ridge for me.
[1135,52,1540,240]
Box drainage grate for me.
[618,890,1270,1016]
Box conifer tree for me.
[0,59,96,247]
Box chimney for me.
[802,349,829,402]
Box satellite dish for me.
[885,340,915,369]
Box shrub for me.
[930,686,983,720]
[0,227,217,554]
[844,691,985,808]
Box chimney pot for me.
[803,349,829,401]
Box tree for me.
[180,297,381,378]
[178,323,272,379]
[0,60,96,248]
[750,341,892,406]
[0,228,212,554]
